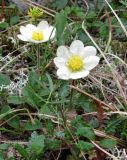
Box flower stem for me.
[59,106,78,160]
[37,44,41,74]
[70,80,76,108]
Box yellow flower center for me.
[67,55,84,72]
[32,30,44,41]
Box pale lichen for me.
[106,147,127,160]
[0,69,28,96]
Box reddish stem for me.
[0,0,5,20]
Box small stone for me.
[124,79,127,86]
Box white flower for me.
[54,40,100,80]
[17,20,56,43]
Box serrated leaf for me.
[76,127,95,140]
[15,144,28,159]
[77,141,94,151]
[75,95,97,112]
[99,138,117,149]
[45,139,61,150]
[25,119,41,131]
[28,132,45,155]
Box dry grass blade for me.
[82,22,127,106]
[104,0,127,37]
[91,141,118,160]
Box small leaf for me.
[25,119,41,131]
[55,11,67,45]
[99,138,117,149]
[75,95,97,112]
[7,116,20,129]
[77,141,94,151]
[0,22,9,30]
[0,144,9,150]
[15,144,28,159]
[22,85,42,107]
[46,73,54,93]
[52,0,68,10]
[76,127,95,140]
[45,139,61,151]
[0,74,10,86]
[7,96,25,105]
[10,16,20,25]
[28,132,45,155]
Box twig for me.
[104,0,127,37]
[0,51,27,72]
[70,85,116,111]
[82,22,127,105]
[91,141,118,160]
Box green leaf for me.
[10,16,20,25]
[52,0,68,10]
[100,22,109,39]
[28,70,40,88]
[25,119,42,131]
[76,127,95,140]
[75,95,97,112]
[28,132,45,155]
[7,96,25,105]
[55,11,67,45]
[0,74,10,86]
[15,144,29,159]
[0,153,4,160]
[22,85,42,107]
[77,141,94,151]
[59,81,69,99]
[71,6,85,19]
[0,106,12,120]
[99,138,117,149]
[0,144,9,150]
[0,22,9,30]
[46,73,54,93]
[45,119,54,135]
[7,116,20,129]
[0,105,11,114]
[0,48,2,57]
[45,139,61,151]
[55,131,65,137]
[86,11,97,21]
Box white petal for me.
[70,40,84,55]
[83,46,97,57]
[84,56,100,70]
[54,57,66,68]
[56,46,70,59]
[43,26,56,42]
[20,26,32,40]
[37,20,49,30]
[20,26,26,35]
[57,67,70,80]
[70,70,89,79]
[25,24,37,31]
[17,34,28,41]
